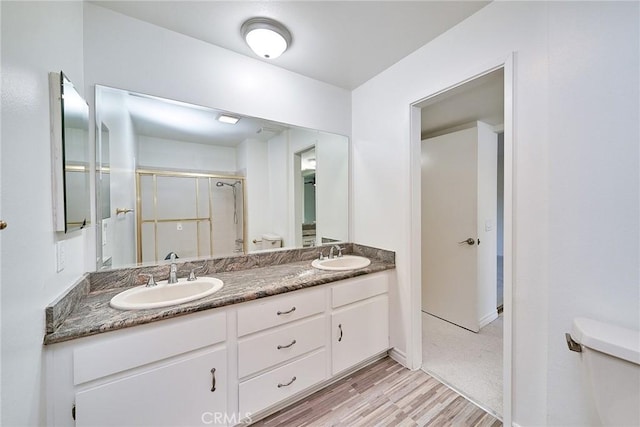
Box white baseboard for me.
[389,347,407,368]
[479,310,498,329]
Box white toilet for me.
[570,317,640,426]
[260,233,282,250]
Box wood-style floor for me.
[252,357,502,427]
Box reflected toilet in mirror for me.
[94,86,349,270]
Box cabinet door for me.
[75,347,227,426]
[331,295,389,375]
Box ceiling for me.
[90,1,490,90]
[420,68,504,138]
[125,90,289,145]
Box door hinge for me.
[72,404,76,421]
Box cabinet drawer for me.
[331,272,388,308]
[237,288,325,336]
[238,316,325,378]
[239,349,327,415]
[74,310,226,385]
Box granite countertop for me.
[44,245,395,345]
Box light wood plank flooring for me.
[252,357,502,427]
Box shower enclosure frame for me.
[135,169,247,263]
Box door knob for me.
[458,238,475,245]
[0,220,6,230]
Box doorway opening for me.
[293,146,317,247]
[410,59,513,423]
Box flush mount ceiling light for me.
[218,114,240,124]
[241,17,292,59]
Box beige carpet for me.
[421,312,503,417]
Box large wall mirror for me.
[95,86,349,270]
[49,72,91,233]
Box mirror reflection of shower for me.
[215,180,241,224]
[137,171,246,263]
[213,178,244,253]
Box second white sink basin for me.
[311,255,371,271]
[110,277,224,310]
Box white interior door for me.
[422,126,479,331]
[421,123,497,333]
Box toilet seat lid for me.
[572,317,640,365]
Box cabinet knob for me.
[338,324,343,342]
[210,368,216,392]
[0,220,7,230]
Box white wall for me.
[545,2,639,424]
[83,4,350,138]
[239,138,270,251]
[0,2,87,425]
[99,88,137,267]
[315,132,349,244]
[352,2,638,426]
[137,135,237,172]
[267,132,290,246]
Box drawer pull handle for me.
[277,376,297,388]
[210,368,216,392]
[277,339,297,350]
[338,324,343,342]
[277,306,296,315]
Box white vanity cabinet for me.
[75,347,227,426]
[330,274,389,375]
[46,270,392,426]
[47,310,229,427]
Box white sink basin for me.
[311,255,371,271]
[110,277,224,310]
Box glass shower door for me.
[137,171,245,263]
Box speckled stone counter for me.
[44,243,395,344]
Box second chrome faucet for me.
[318,244,345,260]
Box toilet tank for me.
[261,233,282,250]
[571,317,640,426]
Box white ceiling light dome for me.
[241,17,292,59]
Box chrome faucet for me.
[329,245,344,259]
[139,273,157,287]
[187,262,206,281]
[168,253,178,284]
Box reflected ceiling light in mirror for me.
[218,114,240,124]
[241,17,292,59]
[126,95,215,135]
